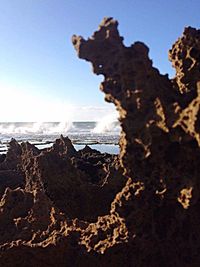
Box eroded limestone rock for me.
[72,18,200,266]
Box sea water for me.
[0,121,120,154]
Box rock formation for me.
[0,18,200,266]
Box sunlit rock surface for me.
[0,18,200,266]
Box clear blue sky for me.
[0,0,199,121]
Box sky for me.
[0,0,200,122]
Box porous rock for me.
[72,18,200,266]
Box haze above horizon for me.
[0,0,199,121]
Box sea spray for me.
[0,122,120,154]
[48,121,73,134]
[92,112,120,134]
[0,122,73,135]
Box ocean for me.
[0,121,120,154]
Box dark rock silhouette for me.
[0,18,200,266]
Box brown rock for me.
[49,135,77,157]
[0,170,24,199]
[72,18,200,266]
[169,27,200,94]
[0,138,22,170]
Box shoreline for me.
[0,139,119,155]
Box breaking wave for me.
[0,122,73,135]
[0,121,120,154]
[92,112,120,134]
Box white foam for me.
[47,121,73,134]
[92,112,120,134]
[0,121,73,135]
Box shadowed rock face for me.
[0,18,200,267]
[73,18,200,199]
[169,27,200,94]
[73,18,200,266]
